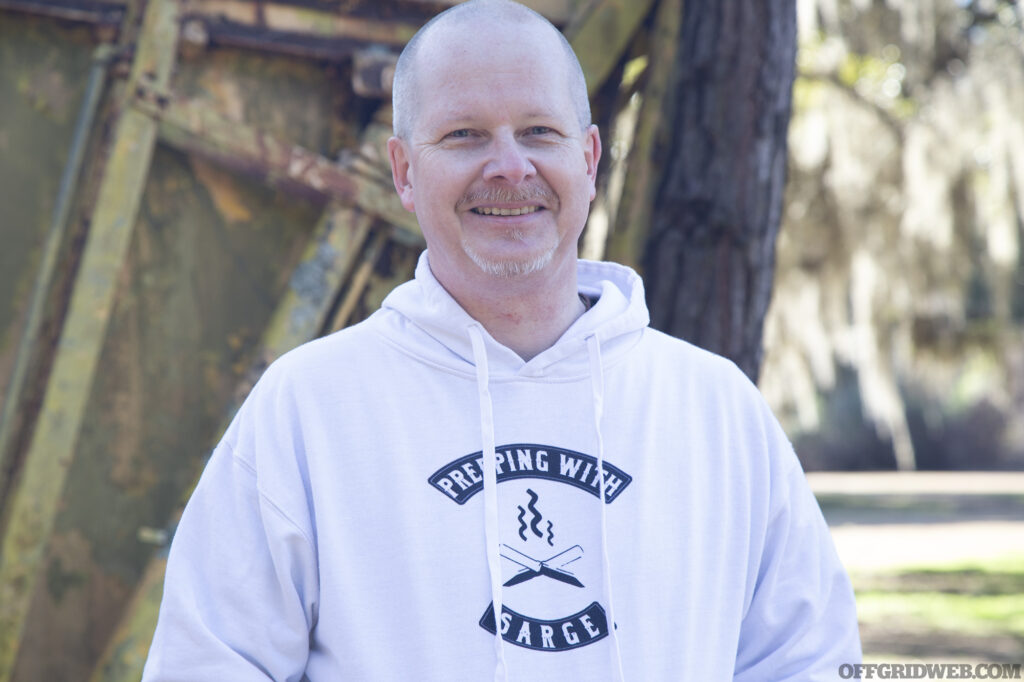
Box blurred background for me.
[0,0,1022,679]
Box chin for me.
[463,241,556,279]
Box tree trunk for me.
[643,0,797,382]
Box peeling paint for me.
[189,156,254,223]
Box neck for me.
[430,255,584,361]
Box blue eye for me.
[527,126,553,135]
[447,129,471,139]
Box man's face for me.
[388,22,601,284]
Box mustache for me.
[456,183,557,210]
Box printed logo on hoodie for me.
[428,444,631,505]
[428,444,632,652]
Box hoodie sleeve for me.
[733,405,862,681]
[142,377,319,681]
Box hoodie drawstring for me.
[587,333,627,682]
[468,324,509,682]
[466,323,625,681]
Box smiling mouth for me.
[471,206,542,216]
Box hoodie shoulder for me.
[257,311,393,385]
[639,327,750,380]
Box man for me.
[143,1,861,680]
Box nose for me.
[482,131,536,185]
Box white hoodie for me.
[144,253,861,681]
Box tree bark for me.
[643,0,797,382]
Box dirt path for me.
[806,472,1024,664]
[807,472,1024,571]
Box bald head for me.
[391,0,590,140]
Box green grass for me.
[856,590,1024,638]
[853,553,1024,658]
[884,554,1024,574]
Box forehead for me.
[419,12,564,69]
[411,19,574,128]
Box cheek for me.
[547,151,593,193]
[424,168,471,205]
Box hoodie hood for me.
[380,251,650,378]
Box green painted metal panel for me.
[0,15,95,464]
[1,11,364,682]
[13,144,323,682]
[0,1,180,678]
[89,199,373,682]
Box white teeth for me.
[474,206,540,216]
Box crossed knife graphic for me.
[500,544,584,588]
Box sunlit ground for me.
[809,472,1024,665]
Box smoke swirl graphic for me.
[516,489,553,544]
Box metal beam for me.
[566,0,658,96]
[86,555,168,682]
[402,0,582,24]
[0,0,125,26]
[175,0,418,62]
[180,0,419,46]
[0,43,116,507]
[0,0,585,30]
[0,1,179,678]
[328,227,391,333]
[133,89,421,239]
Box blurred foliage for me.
[797,34,917,118]
[761,0,1024,470]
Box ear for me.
[387,136,416,212]
[583,124,602,201]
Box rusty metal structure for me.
[0,0,663,679]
